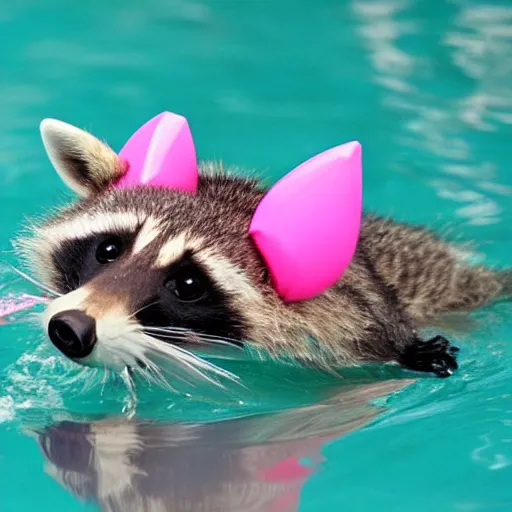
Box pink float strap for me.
[114,111,363,302]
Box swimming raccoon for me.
[13,117,511,383]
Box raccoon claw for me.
[399,335,459,378]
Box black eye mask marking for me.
[51,231,136,293]
[136,252,246,346]
[51,234,246,347]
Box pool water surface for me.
[0,0,511,510]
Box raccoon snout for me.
[48,310,97,360]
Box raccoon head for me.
[15,115,362,375]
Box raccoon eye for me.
[96,237,123,264]
[166,268,208,302]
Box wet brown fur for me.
[17,164,510,370]
[15,120,511,373]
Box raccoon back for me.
[359,215,507,324]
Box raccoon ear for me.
[39,119,126,197]
[249,141,362,302]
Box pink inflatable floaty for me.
[249,141,362,301]
[0,293,49,324]
[115,111,363,302]
[116,112,198,192]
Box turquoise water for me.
[1,0,512,510]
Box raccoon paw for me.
[399,335,459,378]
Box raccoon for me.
[14,118,511,383]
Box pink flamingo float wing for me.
[0,293,49,324]
[112,111,363,302]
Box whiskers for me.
[141,331,243,388]
[4,263,62,298]
[102,327,246,398]
[1,262,246,400]
[142,325,245,350]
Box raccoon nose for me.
[48,310,97,359]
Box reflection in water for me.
[446,4,512,129]
[353,0,512,227]
[26,380,411,512]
